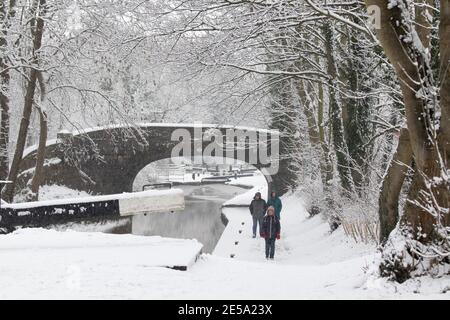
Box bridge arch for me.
[18,123,286,197]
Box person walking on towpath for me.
[261,206,281,260]
[267,191,282,220]
[249,192,267,238]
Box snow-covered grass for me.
[38,185,91,201]
[13,184,91,203]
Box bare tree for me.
[3,0,46,202]
[0,0,16,181]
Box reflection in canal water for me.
[131,184,247,253]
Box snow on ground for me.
[222,185,266,206]
[38,185,91,201]
[215,193,373,265]
[13,184,91,203]
[222,172,268,207]
[1,183,450,299]
[216,192,450,299]
[0,229,202,299]
[223,182,267,208]
[225,172,266,188]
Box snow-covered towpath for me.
[185,193,449,299]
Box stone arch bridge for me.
[18,123,286,197]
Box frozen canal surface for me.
[131,184,248,253]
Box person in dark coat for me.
[249,192,267,238]
[260,206,281,260]
[267,191,282,220]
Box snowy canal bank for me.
[1,189,185,230]
[131,183,251,253]
[0,229,203,299]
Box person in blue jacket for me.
[267,191,282,220]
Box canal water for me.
[48,183,250,253]
[131,184,248,253]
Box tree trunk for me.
[0,48,11,181]
[364,0,431,165]
[297,79,334,194]
[340,24,374,193]
[28,105,47,201]
[2,0,46,202]
[440,0,450,155]
[0,0,17,181]
[365,0,449,239]
[269,77,301,192]
[378,128,412,243]
[323,21,354,194]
